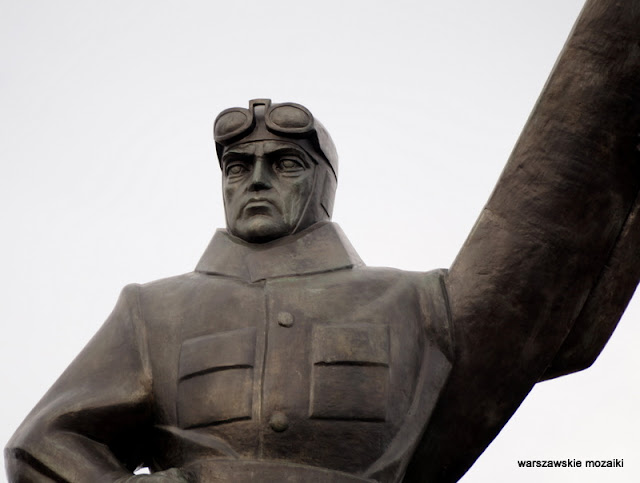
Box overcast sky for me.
[2,1,638,482]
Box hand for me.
[115,468,190,482]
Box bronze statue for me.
[6,1,640,481]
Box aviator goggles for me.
[214,99,338,179]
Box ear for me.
[320,172,337,219]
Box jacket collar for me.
[195,222,364,282]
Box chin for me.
[234,219,291,244]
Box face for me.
[222,140,317,243]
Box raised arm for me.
[5,285,154,482]
[406,0,640,481]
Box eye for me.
[275,157,305,173]
[225,162,248,177]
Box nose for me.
[248,158,272,192]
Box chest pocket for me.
[310,323,389,421]
[177,327,256,428]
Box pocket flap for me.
[179,327,257,379]
[312,324,389,366]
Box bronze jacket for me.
[5,222,454,482]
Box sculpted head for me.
[214,99,338,243]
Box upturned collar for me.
[195,222,364,283]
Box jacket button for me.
[277,312,294,327]
[269,411,289,432]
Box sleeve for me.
[405,0,640,481]
[5,284,154,483]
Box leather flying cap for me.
[214,99,338,179]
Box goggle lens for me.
[267,104,313,133]
[214,108,252,143]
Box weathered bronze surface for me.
[6,0,640,481]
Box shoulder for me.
[134,270,243,301]
[351,266,448,300]
[347,266,453,360]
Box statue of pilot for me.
[8,4,640,474]
[6,99,456,483]
[6,89,640,482]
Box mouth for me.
[244,197,272,207]
[242,198,276,215]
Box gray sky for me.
[2,1,638,481]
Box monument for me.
[5,0,640,481]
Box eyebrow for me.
[223,146,314,165]
[266,147,308,158]
[221,151,253,163]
